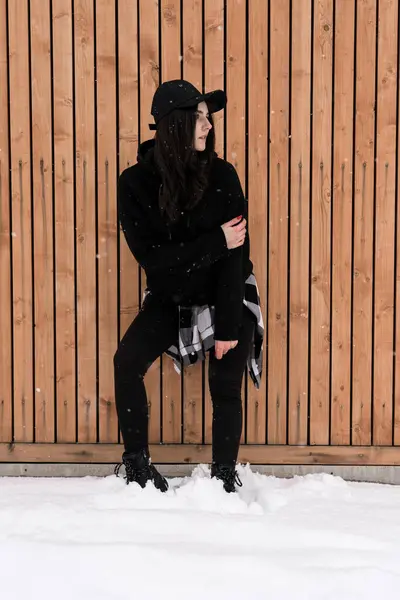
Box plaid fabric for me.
[143,273,264,389]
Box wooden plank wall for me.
[1,0,400,465]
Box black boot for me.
[115,448,169,492]
[211,463,243,493]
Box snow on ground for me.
[1,464,400,600]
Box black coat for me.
[117,140,253,340]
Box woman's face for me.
[194,101,212,151]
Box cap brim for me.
[179,89,227,113]
[203,89,227,113]
[149,89,227,130]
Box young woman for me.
[115,80,262,493]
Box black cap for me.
[149,79,226,130]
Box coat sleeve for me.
[213,163,248,341]
[118,172,229,274]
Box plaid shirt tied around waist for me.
[144,273,264,389]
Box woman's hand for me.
[214,340,238,360]
[221,216,247,250]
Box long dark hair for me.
[153,106,215,224]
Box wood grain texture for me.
[226,0,246,184]
[96,0,119,443]
[3,443,400,467]
[138,0,164,443]
[373,0,397,445]
[74,0,97,442]
[204,0,224,157]
[182,0,204,444]
[117,0,143,438]
[352,0,376,446]
[118,0,140,340]
[396,3,400,446]
[9,0,34,441]
[226,0,246,444]
[160,0,183,444]
[268,0,290,444]
[203,0,225,444]
[182,0,202,90]
[2,0,400,461]
[330,0,355,445]
[161,0,181,80]
[52,0,76,442]
[309,0,334,445]
[30,0,55,442]
[0,0,12,442]
[246,0,268,444]
[288,0,311,445]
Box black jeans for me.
[114,294,255,465]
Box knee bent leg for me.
[113,344,151,378]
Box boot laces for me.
[114,460,152,483]
[216,465,243,489]
[115,456,168,491]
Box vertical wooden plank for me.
[352,0,376,447]
[74,0,97,442]
[204,361,213,443]
[396,8,400,446]
[182,0,202,90]
[118,0,139,338]
[153,0,182,442]
[288,0,311,445]
[139,0,159,143]
[139,0,162,442]
[161,0,181,80]
[373,0,397,445]
[8,0,34,442]
[226,0,245,184]
[0,0,12,442]
[247,0,268,444]
[267,0,290,444]
[330,0,355,445]
[309,0,333,446]
[30,0,55,442]
[117,1,144,437]
[203,0,224,443]
[182,0,203,444]
[96,0,118,442]
[160,0,182,444]
[204,0,224,157]
[53,0,76,441]
[226,0,246,444]
[182,364,202,444]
